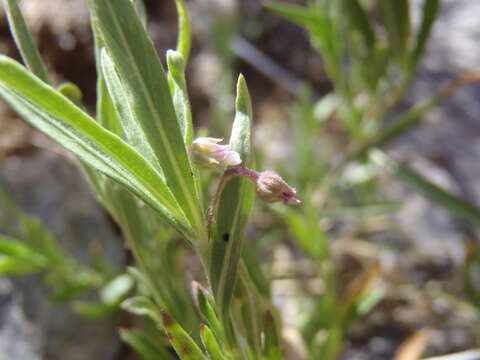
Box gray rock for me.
[0,150,125,360]
[0,278,41,360]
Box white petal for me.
[193,137,224,152]
[223,151,242,166]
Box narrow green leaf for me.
[121,296,162,323]
[166,49,202,206]
[0,255,43,275]
[342,0,375,52]
[3,0,51,84]
[379,0,411,64]
[312,327,343,360]
[0,235,47,266]
[410,0,440,71]
[350,87,449,160]
[275,204,328,260]
[210,75,255,317]
[120,328,176,360]
[49,266,103,303]
[268,2,344,93]
[73,301,116,319]
[379,97,442,145]
[263,311,283,360]
[174,0,192,63]
[235,264,263,355]
[15,209,63,261]
[241,246,270,297]
[167,50,193,146]
[100,273,134,306]
[132,0,148,27]
[100,49,160,168]
[371,150,480,227]
[229,301,254,360]
[465,246,480,307]
[0,56,190,237]
[200,324,229,360]
[127,266,154,296]
[92,21,122,135]
[87,23,121,203]
[87,0,203,235]
[161,310,209,360]
[265,2,320,28]
[97,78,121,135]
[192,282,226,345]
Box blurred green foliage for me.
[1,0,479,359]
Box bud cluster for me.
[190,137,300,206]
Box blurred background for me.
[0,0,480,359]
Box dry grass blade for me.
[394,328,433,360]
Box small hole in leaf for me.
[223,233,230,242]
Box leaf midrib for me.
[102,1,203,233]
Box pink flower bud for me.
[255,170,301,205]
[190,137,241,168]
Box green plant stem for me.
[207,167,259,237]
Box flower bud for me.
[255,170,301,205]
[190,137,241,168]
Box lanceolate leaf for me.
[100,49,160,169]
[342,0,375,52]
[87,0,203,235]
[132,0,148,27]
[167,50,202,204]
[379,0,411,64]
[92,21,122,135]
[410,0,440,71]
[0,235,48,268]
[161,311,209,360]
[234,264,264,356]
[167,50,193,146]
[200,324,229,360]
[120,328,176,360]
[210,75,255,317]
[96,76,121,136]
[174,0,192,63]
[192,282,227,345]
[0,56,190,237]
[263,311,283,360]
[3,0,51,84]
[0,255,44,275]
[265,2,321,29]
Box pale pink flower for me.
[190,137,241,168]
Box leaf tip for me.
[236,73,247,91]
[235,73,252,113]
[167,49,185,71]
